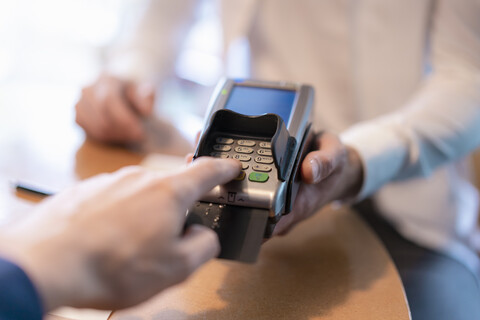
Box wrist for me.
[338,146,363,200]
[0,230,87,311]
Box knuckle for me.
[158,179,182,201]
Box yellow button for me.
[234,171,246,181]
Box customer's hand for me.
[0,158,241,311]
[273,132,363,235]
[75,74,155,143]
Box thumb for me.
[177,225,220,273]
[301,133,345,184]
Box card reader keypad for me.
[212,136,274,183]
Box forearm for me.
[341,0,480,199]
[341,73,480,199]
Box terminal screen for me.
[225,86,296,124]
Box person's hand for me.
[0,158,241,311]
[75,74,155,143]
[273,132,363,235]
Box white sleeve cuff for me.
[340,119,409,200]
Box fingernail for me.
[310,158,321,183]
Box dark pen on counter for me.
[11,181,55,198]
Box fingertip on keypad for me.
[212,136,272,184]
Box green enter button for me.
[248,172,269,183]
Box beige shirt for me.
[109,0,480,272]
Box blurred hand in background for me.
[75,73,155,143]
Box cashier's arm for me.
[0,158,241,311]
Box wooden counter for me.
[0,89,410,320]
[113,205,410,320]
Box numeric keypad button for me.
[234,171,246,181]
[254,156,274,164]
[257,149,272,156]
[234,154,252,162]
[259,142,271,148]
[235,146,254,154]
[216,137,234,144]
[252,164,272,172]
[237,140,256,147]
[210,152,230,159]
[213,144,232,152]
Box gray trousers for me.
[355,200,480,320]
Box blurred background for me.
[0,0,223,146]
[2,0,480,191]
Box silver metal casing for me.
[197,78,314,219]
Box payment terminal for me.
[186,79,314,262]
